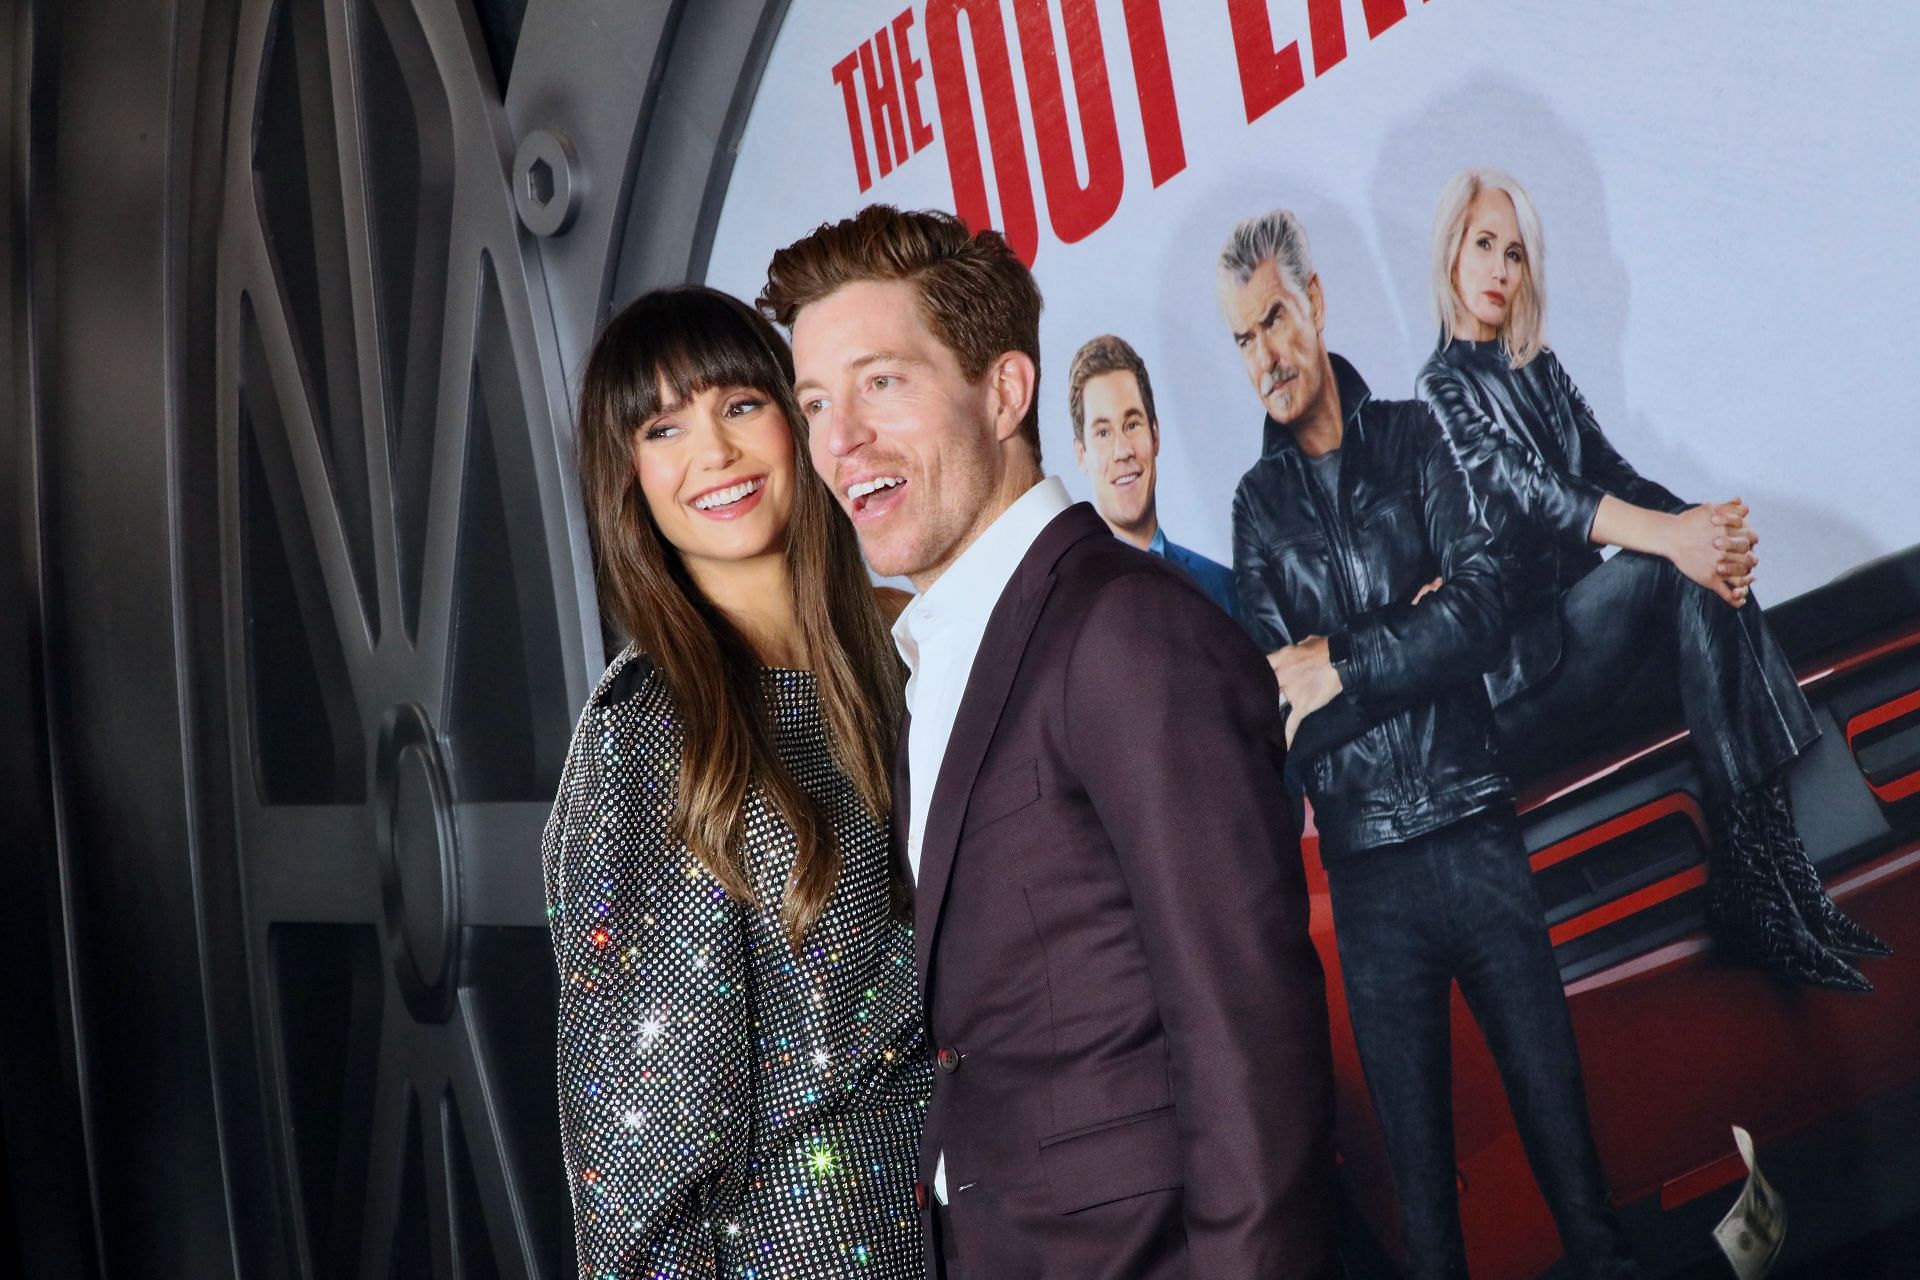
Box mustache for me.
[1262,366,1300,398]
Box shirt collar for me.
[1147,527,1169,557]
[892,476,1072,673]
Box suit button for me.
[936,1046,960,1073]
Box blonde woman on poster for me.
[1416,168,1888,990]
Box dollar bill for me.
[1713,1125,1786,1280]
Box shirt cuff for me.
[1327,629,1358,697]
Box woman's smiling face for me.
[632,379,796,578]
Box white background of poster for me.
[707,0,1920,604]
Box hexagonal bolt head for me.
[513,129,580,237]
[526,156,556,209]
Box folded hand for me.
[1269,637,1342,747]
[1668,501,1759,607]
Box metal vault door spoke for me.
[214,0,593,1274]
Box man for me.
[761,205,1337,1280]
[1067,333,1237,617]
[1221,208,1635,1280]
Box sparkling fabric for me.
[543,646,930,1277]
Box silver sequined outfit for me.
[543,646,930,1277]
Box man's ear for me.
[1073,436,1087,471]
[988,351,1038,444]
[1307,273,1327,334]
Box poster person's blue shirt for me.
[1148,527,1238,621]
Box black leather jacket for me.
[1417,338,1688,705]
[1232,355,1510,858]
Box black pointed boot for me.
[1756,779,1893,959]
[1706,788,1872,992]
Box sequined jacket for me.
[1417,338,1689,705]
[542,647,931,1277]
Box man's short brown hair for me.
[1066,334,1158,444]
[758,205,1044,461]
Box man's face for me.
[792,279,1008,587]
[1219,260,1329,427]
[1074,369,1158,536]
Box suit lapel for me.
[911,504,1105,985]
[889,710,914,911]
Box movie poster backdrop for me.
[702,3,1920,1275]
[708,0,1918,600]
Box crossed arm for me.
[1251,419,1506,745]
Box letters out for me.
[829,2,1423,266]
[922,0,1183,264]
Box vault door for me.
[213,0,591,1274]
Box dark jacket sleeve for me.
[543,696,754,1275]
[1552,355,1690,515]
[1065,571,1338,1278]
[1329,409,1506,713]
[1232,480,1291,654]
[1418,359,1606,551]
[1229,480,1368,771]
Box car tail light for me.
[1847,687,1920,803]
[1529,792,1709,963]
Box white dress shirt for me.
[893,476,1070,880]
[890,475,1071,1202]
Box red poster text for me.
[829,1,1425,265]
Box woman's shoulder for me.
[570,644,677,759]
[1417,341,1457,376]
[1414,345,1484,424]
[587,642,650,706]
[1415,342,1473,394]
[586,642,680,714]
[1529,343,1568,375]
[1520,345,1583,405]
[554,648,689,857]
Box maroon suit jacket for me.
[897,503,1338,1278]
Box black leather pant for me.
[1326,809,1635,1280]
[1496,551,1819,800]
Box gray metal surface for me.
[1,0,794,1275]
[1,0,101,1275]
[207,0,600,1271]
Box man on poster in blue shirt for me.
[1068,333,1238,619]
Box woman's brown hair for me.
[576,285,904,945]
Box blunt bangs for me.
[602,285,796,432]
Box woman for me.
[542,285,929,1276]
[1416,168,1887,990]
